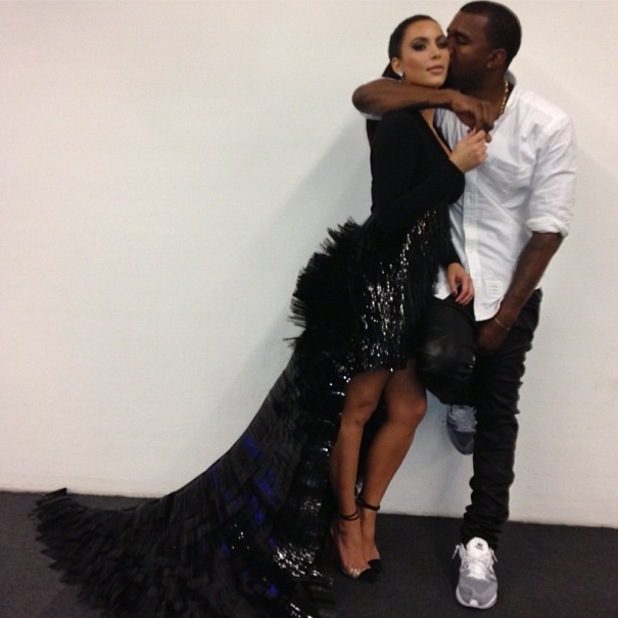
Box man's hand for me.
[477,232,564,353]
[451,92,497,134]
[477,318,510,353]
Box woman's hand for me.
[449,129,488,173]
[446,262,474,305]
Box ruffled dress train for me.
[33,206,451,617]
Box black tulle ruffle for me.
[33,205,450,617]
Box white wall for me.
[1,0,616,528]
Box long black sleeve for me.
[370,111,465,237]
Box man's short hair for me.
[461,1,522,67]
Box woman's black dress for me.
[33,110,465,617]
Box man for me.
[353,1,576,610]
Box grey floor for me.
[1,491,616,618]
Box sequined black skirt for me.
[291,210,451,380]
[33,208,450,618]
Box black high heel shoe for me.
[331,510,378,583]
[356,496,382,573]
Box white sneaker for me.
[453,537,498,609]
[446,405,476,455]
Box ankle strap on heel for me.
[356,496,380,512]
[338,509,360,521]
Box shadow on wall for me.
[168,117,372,484]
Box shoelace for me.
[448,406,477,432]
[453,544,497,580]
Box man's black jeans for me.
[417,290,542,549]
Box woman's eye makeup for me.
[410,37,448,51]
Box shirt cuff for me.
[526,215,571,237]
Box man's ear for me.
[486,48,507,70]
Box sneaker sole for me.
[446,424,475,455]
[455,586,497,610]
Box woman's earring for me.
[398,72,404,78]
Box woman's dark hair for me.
[388,15,436,59]
[368,15,438,142]
[461,1,521,67]
[382,15,436,79]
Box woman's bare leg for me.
[330,368,391,577]
[359,360,427,563]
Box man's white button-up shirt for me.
[433,75,577,320]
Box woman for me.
[34,15,486,618]
[324,14,485,583]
